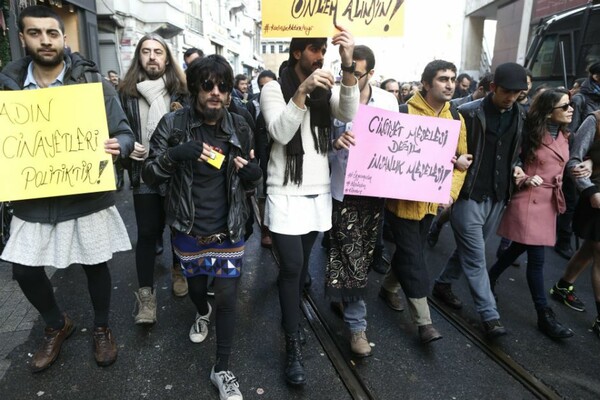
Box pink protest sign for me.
[344,104,460,203]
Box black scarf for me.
[279,65,331,185]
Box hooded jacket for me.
[0,53,134,223]
[570,77,600,132]
[385,91,468,221]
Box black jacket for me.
[570,77,600,132]
[142,107,260,242]
[119,91,188,189]
[0,53,134,223]
[458,97,526,200]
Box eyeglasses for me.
[200,80,231,93]
[553,102,574,111]
[353,71,369,80]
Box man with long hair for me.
[0,5,134,371]
[118,34,189,324]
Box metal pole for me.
[559,41,568,88]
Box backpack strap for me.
[449,103,460,121]
[173,108,189,135]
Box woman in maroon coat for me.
[489,88,574,339]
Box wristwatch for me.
[340,61,356,73]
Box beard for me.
[204,107,224,122]
[145,68,165,80]
[28,46,64,67]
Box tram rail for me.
[253,198,560,399]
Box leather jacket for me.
[0,53,134,223]
[142,107,260,242]
[458,97,526,201]
[119,92,189,190]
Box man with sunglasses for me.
[432,62,528,338]
[143,54,260,400]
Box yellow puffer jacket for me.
[385,91,468,221]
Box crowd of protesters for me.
[3,5,600,400]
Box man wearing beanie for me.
[432,62,528,338]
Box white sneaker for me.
[189,303,212,343]
[210,366,243,400]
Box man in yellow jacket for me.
[385,60,468,343]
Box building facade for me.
[96,0,263,79]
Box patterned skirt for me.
[325,196,384,302]
[172,231,244,278]
[0,206,131,269]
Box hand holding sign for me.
[104,138,121,156]
[332,26,355,68]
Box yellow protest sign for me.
[261,0,405,38]
[0,83,115,202]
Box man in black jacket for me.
[0,6,134,372]
[143,54,260,400]
[432,63,528,338]
[118,33,189,323]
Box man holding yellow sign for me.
[0,6,134,372]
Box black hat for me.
[493,62,528,91]
[590,62,600,75]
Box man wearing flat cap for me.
[432,62,528,338]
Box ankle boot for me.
[285,333,306,386]
[537,307,573,339]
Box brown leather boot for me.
[93,327,118,367]
[31,314,75,372]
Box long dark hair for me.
[119,34,187,97]
[523,88,570,165]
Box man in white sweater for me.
[260,28,359,386]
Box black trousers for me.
[187,275,239,362]
[386,210,433,299]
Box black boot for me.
[537,307,573,339]
[285,333,306,386]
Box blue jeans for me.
[489,242,547,311]
[436,198,503,321]
[343,300,367,333]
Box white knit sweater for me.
[260,80,359,196]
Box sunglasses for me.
[553,102,574,111]
[200,80,231,93]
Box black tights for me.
[271,231,318,335]
[188,275,239,371]
[133,193,165,288]
[12,263,112,329]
